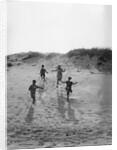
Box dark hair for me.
[57,65,61,68]
[68,77,72,80]
[42,65,44,67]
[33,80,36,83]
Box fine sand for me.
[7,57,112,149]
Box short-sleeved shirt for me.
[57,68,63,79]
[29,85,38,98]
[66,81,73,91]
[40,68,47,76]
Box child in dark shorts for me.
[29,80,43,104]
[40,65,48,81]
[62,77,78,102]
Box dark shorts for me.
[65,87,72,93]
[57,77,62,81]
[57,74,62,80]
[41,74,45,77]
[31,93,35,99]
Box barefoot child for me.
[29,80,43,104]
[40,65,48,81]
[52,65,65,87]
[62,77,78,102]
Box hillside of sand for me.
[7,49,112,149]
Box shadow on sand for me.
[25,104,34,123]
[57,90,78,122]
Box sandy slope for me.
[7,59,112,149]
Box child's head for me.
[42,65,44,68]
[58,65,61,69]
[32,80,36,84]
[68,77,72,81]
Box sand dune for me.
[7,50,112,149]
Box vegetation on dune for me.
[7,48,112,73]
[22,52,44,60]
[66,48,112,73]
[67,48,112,60]
[7,62,13,67]
[45,53,60,60]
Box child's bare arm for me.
[61,81,66,84]
[62,69,66,72]
[51,69,57,72]
[37,86,43,89]
[45,70,48,73]
[73,82,78,85]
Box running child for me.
[62,77,78,102]
[29,80,43,104]
[52,65,65,88]
[40,65,48,81]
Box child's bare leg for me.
[32,97,35,104]
[60,79,62,83]
[67,92,69,102]
[44,76,46,82]
[56,79,59,87]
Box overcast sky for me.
[7,1,112,54]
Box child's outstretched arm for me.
[37,86,44,89]
[73,82,78,85]
[62,69,66,72]
[45,70,48,73]
[61,81,66,84]
[51,69,57,72]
